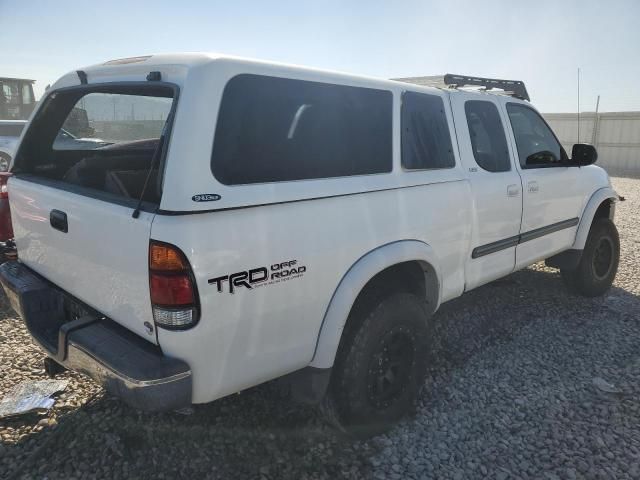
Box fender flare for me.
[309,240,442,369]
[573,186,618,250]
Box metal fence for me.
[543,112,640,177]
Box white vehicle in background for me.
[0,54,621,434]
[53,130,110,150]
[0,120,26,171]
[1,76,36,172]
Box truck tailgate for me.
[9,177,157,343]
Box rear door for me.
[450,94,523,290]
[9,85,176,342]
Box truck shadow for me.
[3,264,639,479]
[431,265,639,367]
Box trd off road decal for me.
[209,260,307,294]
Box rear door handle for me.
[50,210,68,233]
[507,184,520,197]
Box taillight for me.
[0,172,13,242]
[150,274,195,304]
[0,172,11,199]
[149,241,200,330]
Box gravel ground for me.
[1,176,639,480]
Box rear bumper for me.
[0,261,192,411]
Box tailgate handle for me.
[50,210,68,233]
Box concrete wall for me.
[543,112,640,178]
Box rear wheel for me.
[561,218,620,297]
[323,292,431,436]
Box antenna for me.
[131,112,172,219]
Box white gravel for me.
[1,176,639,479]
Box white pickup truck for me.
[0,54,619,434]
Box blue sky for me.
[1,0,639,112]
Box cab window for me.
[506,103,567,168]
[464,100,511,172]
[401,91,455,170]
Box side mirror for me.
[571,143,598,166]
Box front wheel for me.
[561,218,620,297]
[322,292,431,436]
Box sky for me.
[1,0,639,112]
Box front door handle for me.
[507,184,520,197]
[50,210,68,233]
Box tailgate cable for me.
[131,114,171,219]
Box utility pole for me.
[591,95,601,147]
[577,68,581,143]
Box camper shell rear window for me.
[13,83,177,207]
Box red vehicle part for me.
[0,172,14,243]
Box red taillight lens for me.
[150,273,194,305]
[0,172,11,200]
[0,173,13,242]
[149,241,199,330]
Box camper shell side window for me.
[211,74,393,185]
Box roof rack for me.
[393,73,530,102]
[444,74,529,101]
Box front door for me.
[502,102,583,270]
[450,94,523,290]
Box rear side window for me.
[464,101,511,172]
[212,74,393,185]
[401,91,455,170]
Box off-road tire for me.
[322,292,431,436]
[561,218,619,297]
